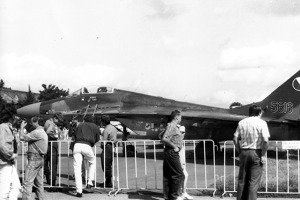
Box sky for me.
[1,0,300,108]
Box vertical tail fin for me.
[261,70,300,121]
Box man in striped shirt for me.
[161,110,184,200]
[233,104,270,200]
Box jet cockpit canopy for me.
[71,86,114,96]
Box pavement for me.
[32,189,300,200]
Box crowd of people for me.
[0,104,117,199]
[0,103,269,200]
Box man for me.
[100,115,117,188]
[0,104,21,200]
[73,115,100,197]
[161,110,184,200]
[233,104,270,200]
[20,117,48,200]
[44,113,63,189]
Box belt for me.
[241,149,261,151]
[27,152,44,158]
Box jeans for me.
[73,143,95,193]
[237,149,263,200]
[163,148,184,200]
[22,153,44,200]
[0,164,21,200]
[44,142,58,185]
[100,143,113,185]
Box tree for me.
[0,79,6,108]
[230,102,242,109]
[0,79,4,89]
[22,85,37,106]
[38,84,69,101]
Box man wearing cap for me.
[100,115,117,188]
[20,116,48,200]
[44,113,63,189]
[0,104,21,200]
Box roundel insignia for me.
[292,77,300,91]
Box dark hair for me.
[249,104,262,116]
[101,115,110,125]
[84,115,94,123]
[31,116,44,126]
[0,104,17,123]
[170,110,181,121]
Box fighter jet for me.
[17,70,300,144]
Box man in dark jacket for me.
[73,115,100,197]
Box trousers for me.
[44,141,58,185]
[0,164,21,200]
[237,149,263,200]
[100,143,113,184]
[163,148,184,200]
[73,143,95,193]
[22,153,44,200]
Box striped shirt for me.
[234,116,270,150]
[162,121,182,149]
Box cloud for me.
[208,90,238,108]
[219,41,298,70]
[0,53,121,93]
[146,0,182,19]
[247,0,300,16]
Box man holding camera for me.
[20,117,48,200]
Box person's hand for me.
[174,146,179,152]
[11,153,18,160]
[21,121,27,128]
[261,156,267,164]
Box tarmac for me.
[28,189,300,200]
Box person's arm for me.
[161,126,180,152]
[233,124,241,154]
[20,121,39,142]
[95,126,100,143]
[0,125,16,161]
[261,122,270,156]
[46,123,58,139]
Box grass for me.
[215,150,300,197]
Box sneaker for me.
[181,192,193,200]
[176,196,184,200]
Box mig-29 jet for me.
[17,70,300,146]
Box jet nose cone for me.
[17,102,41,118]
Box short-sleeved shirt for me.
[23,126,48,155]
[44,118,59,141]
[162,121,182,149]
[102,124,117,143]
[234,116,270,150]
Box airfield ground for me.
[21,190,300,200]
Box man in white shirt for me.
[233,104,270,200]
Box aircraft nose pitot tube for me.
[17,102,41,118]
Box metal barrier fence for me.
[222,141,300,197]
[16,139,217,196]
[113,140,217,196]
